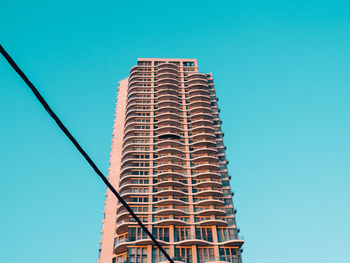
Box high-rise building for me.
[98,58,244,263]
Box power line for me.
[0,44,174,263]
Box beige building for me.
[98,58,244,263]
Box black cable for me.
[0,44,174,263]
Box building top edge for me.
[137,58,197,62]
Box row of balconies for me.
[120,161,219,171]
[127,85,210,100]
[119,186,223,197]
[122,130,219,142]
[115,231,242,247]
[118,179,224,190]
[123,118,214,131]
[128,78,208,92]
[119,169,223,182]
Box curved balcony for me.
[119,173,137,184]
[219,238,245,248]
[156,125,184,133]
[157,78,179,86]
[187,72,207,79]
[193,188,223,198]
[191,171,221,180]
[119,178,150,190]
[154,207,189,216]
[121,148,149,161]
[123,117,151,128]
[189,111,213,119]
[156,170,187,178]
[157,93,181,101]
[116,210,130,221]
[192,163,220,172]
[156,100,182,108]
[122,141,150,152]
[186,78,208,86]
[156,62,179,70]
[154,154,185,163]
[120,158,133,169]
[119,165,141,175]
[157,67,178,75]
[174,236,212,246]
[156,118,183,126]
[189,107,212,115]
[120,189,149,198]
[114,237,128,254]
[155,106,183,115]
[196,218,227,227]
[189,132,215,140]
[187,100,211,109]
[204,255,243,263]
[155,83,179,92]
[157,72,180,80]
[190,140,216,148]
[154,189,188,197]
[154,162,186,170]
[153,179,187,187]
[128,68,140,78]
[128,73,142,83]
[128,77,152,87]
[123,126,151,138]
[123,121,151,132]
[128,85,151,95]
[129,65,146,75]
[154,147,186,155]
[160,260,185,263]
[189,120,213,128]
[115,237,165,254]
[127,91,151,102]
[115,220,132,235]
[154,218,187,226]
[188,88,210,96]
[156,111,183,120]
[125,108,151,119]
[194,198,225,206]
[191,155,218,163]
[128,81,149,90]
[156,132,183,141]
[126,103,151,113]
[154,140,185,148]
[193,180,222,188]
[187,93,211,102]
[123,129,140,139]
[153,197,188,206]
[194,208,226,216]
[191,147,217,154]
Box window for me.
[217,228,236,242]
[130,196,149,203]
[128,247,147,263]
[152,247,170,262]
[195,227,213,242]
[152,227,169,242]
[174,227,191,241]
[183,62,194,67]
[219,247,238,262]
[197,247,214,263]
[128,227,147,241]
[175,247,192,263]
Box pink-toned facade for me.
[98,58,244,263]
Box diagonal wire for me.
[0,44,174,263]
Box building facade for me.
[98,58,244,263]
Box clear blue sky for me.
[1,1,349,262]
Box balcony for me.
[154,187,188,196]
